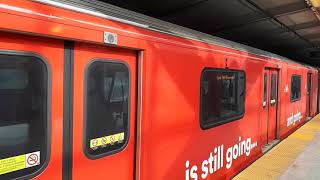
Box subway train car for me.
[0,0,318,180]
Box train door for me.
[306,73,312,118]
[71,42,137,180]
[0,32,64,180]
[262,69,279,145]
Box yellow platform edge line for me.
[233,114,320,180]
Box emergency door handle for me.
[263,101,267,108]
[270,99,276,105]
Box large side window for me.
[200,68,246,129]
[0,53,49,179]
[291,75,301,102]
[85,60,130,159]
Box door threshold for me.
[262,139,280,154]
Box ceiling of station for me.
[98,0,320,66]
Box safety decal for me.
[90,132,125,150]
[0,151,40,175]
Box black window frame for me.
[290,74,301,102]
[0,50,51,180]
[84,59,131,160]
[200,68,246,130]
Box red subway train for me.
[0,0,319,180]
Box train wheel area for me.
[233,113,320,180]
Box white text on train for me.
[185,137,257,180]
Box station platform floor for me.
[233,114,320,180]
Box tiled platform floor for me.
[234,114,320,180]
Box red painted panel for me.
[138,43,264,180]
[0,32,64,179]
[306,73,312,117]
[260,70,269,147]
[72,42,137,180]
[0,1,318,180]
[267,69,278,143]
[312,72,318,116]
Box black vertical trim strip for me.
[63,41,74,180]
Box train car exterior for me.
[0,0,318,180]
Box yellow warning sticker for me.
[0,151,40,175]
[90,132,125,150]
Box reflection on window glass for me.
[200,68,246,129]
[264,73,268,103]
[0,53,48,179]
[85,61,130,158]
[0,69,28,89]
[103,77,113,101]
[291,75,301,102]
[110,72,128,103]
[307,74,311,94]
[271,74,277,101]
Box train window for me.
[0,53,49,179]
[0,69,28,89]
[291,75,301,102]
[307,74,312,95]
[263,73,268,106]
[85,60,130,159]
[271,74,277,101]
[200,68,246,129]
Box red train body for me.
[0,1,318,180]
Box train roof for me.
[33,0,315,69]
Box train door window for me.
[307,74,312,95]
[270,74,277,103]
[263,73,268,107]
[291,75,301,102]
[200,68,246,129]
[85,60,130,158]
[0,53,49,179]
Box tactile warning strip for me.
[233,114,320,180]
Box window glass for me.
[0,69,28,89]
[110,72,128,103]
[0,53,48,179]
[103,77,113,101]
[263,73,268,104]
[85,61,130,158]
[291,75,301,102]
[200,68,246,129]
[271,74,277,101]
[307,74,312,94]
